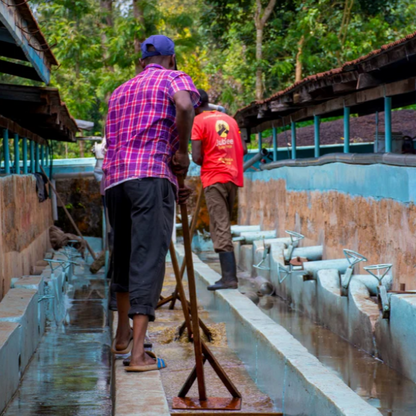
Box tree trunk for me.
[255,28,263,101]
[79,141,85,158]
[133,0,146,75]
[295,35,305,82]
[254,0,277,101]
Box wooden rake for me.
[171,176,242,411]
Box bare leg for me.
[130,315,156,366]
[115,292,132,350]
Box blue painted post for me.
[46,145,49,169]
[258,132,262,152]
[3,129,10,174]
[385,96,392,152]
[344,107,350,153]
[30,141,35,173]
[35,143,40,172]
[272,127,278,162]
[22,138,28,174]
[40,144,44,167]
[314,115,320,158]
[291,122,297,160]
[14,134,19,174]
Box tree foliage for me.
[2,0,416,157]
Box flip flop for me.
[111,335,133,355]
[125,351,167,372]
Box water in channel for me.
[3,240,112,416]
[199,252,416,416]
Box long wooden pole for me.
[170,183,204,309]
[40,165,97,260]
[178,176,206,400]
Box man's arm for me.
[172,90,195,175]
[192,141,203,166]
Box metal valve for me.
[364,264,393,319]
[284,230,305,262]
[253,240,271,271]
[340,249,368,296]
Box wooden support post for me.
[344,107,350,153]
[35,142,40,172]
[291,122,297,160]
[22,138,28,174]
[314,115,320,158]
[385,96,392,152]
[13,133,19,174]
[30,140,35,173]
[3,129,10,174]
[272,127,277,162]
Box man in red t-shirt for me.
[192,89,247,290]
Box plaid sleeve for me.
[168,72,201,107]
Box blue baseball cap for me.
[141,35,175,59]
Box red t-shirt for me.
[191,111,244,188]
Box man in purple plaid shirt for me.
[103,35,200,372]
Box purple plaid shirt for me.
[103,64,200,191]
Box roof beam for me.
[0,59,42,82]
[0,114,47,145]
[0,1,51,83]
[250,77,416,133]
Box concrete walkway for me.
[2,238,112,416]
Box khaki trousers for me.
[204,182,237,253]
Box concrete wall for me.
[0,175,52,300]
[239,163,416,290]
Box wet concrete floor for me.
[200,252,416,416]
[151,262,276,413]
[2,241,112,416]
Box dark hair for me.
[198,89,209,105]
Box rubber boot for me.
[208,251,238,291]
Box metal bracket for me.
[38,295,55,303]
[277,263,291,284]
[341,249,368,295]
[364,264,393,319]
[284,230,305,262]
[253,240,271,271]
[44,258,80,273]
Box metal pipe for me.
[314,115,320,158]
[303,259,350,279]
[30,140,35,173]
[231,225,261,236]
[243,148,269,171]
[234,230,277,244]
[286,246,323,261]
[22,138,28,174]
[272,127,278,162]
[352,274,393,296]
[3,129,10,174]
[291,121,297,160]
[13,133,19,174]
[261,152,416,170]
[385,96,392,152]
[344,107,350,153]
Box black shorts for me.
[106,178,175,321]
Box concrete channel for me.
[0,238,112,416]
[196,241,416,416]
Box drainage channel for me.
[199,252,416,416]
[151,261,277,414]
[2,238,112,416]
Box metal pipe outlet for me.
[243,148,269,171]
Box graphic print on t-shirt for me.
[216,120,230,138]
